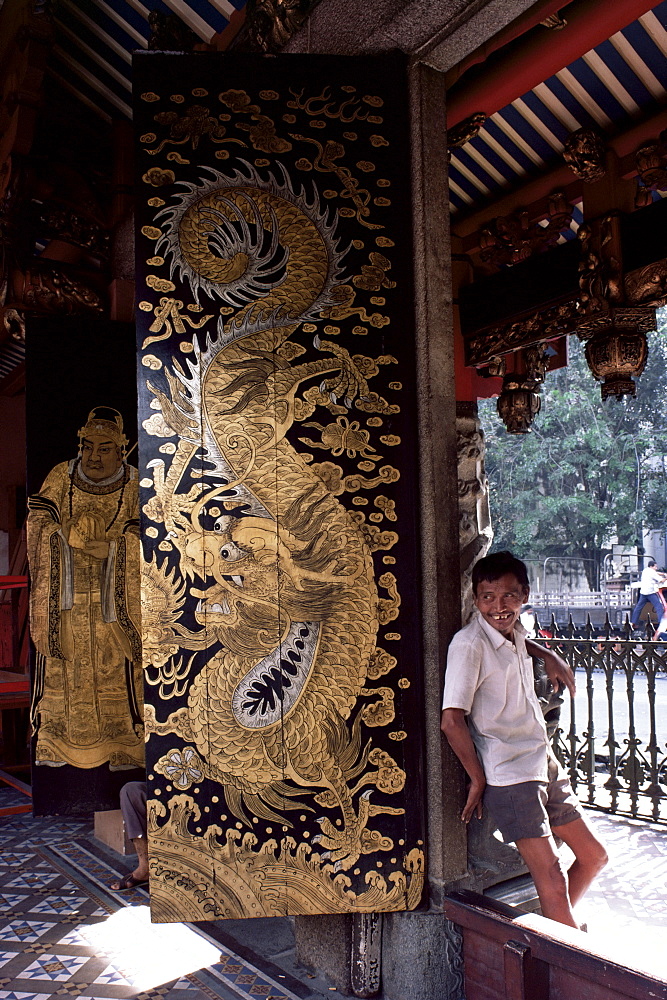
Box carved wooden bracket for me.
[465,297,580,367]
[562,127,606,183]
[8,263,104,315]
[634,131,667,207]
[448,113,487,150]
[478,192,573,269]
[233,0,321,52]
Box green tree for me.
[479,317,667,590]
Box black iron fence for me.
[534,615,667,824]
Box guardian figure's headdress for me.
[77,407,128,457]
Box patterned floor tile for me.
[172,977,203,992]
[0,922,56,944]
[3,875,59,891]
[0,992,55,999]
[0,855,39,868]
[0,954,23,970]
[0,895,30,910]
[18,953,89,982]
[54,926,98,948]
[27,898,88,916]
[92,964,133,986]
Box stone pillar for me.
[456,401,492,624]
[455,402,526,891]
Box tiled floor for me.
[0,790,332,1000]
[1,789,665,997]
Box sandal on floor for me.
[108,872,149,892]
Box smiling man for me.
[441,550,607,928]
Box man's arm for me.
[441,708,486,823]
[525,637,576,697]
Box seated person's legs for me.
[109,780,148,891]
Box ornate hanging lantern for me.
[576,216,655,400]
[497,382,541,433]
[583,318,648,400]
[496,343,547,433]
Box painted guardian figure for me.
[27,407,143,771]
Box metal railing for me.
[531,591,634,627]
[534,615,667,824]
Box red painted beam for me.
[0,575,27,590]
[447,0,659,127]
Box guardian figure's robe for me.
[27,459,143,769]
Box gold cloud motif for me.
[142,168,175,187]
[142,355,162,370]
[146,275,176,293]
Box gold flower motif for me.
[155,747,204,789]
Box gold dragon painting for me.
[135,55,425,920]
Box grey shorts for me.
[483,757,582,843]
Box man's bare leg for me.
[515,835,577,927]
[108,836,149,891]
[132,836,149,881]
[552,817,608,906]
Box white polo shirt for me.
[640,567,665,595]
[442,615,549,786]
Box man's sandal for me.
[108,872,149,892]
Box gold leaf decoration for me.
[142,168,175,187]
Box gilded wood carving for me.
[135,53,425,920]
[25,320,143,815]
[27,408,143,771]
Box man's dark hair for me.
[648,559,657,567]
[472,550,529,595]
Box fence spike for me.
[585,614,593,640]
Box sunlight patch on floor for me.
[77,904,220,990]
[568,811,667,981]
